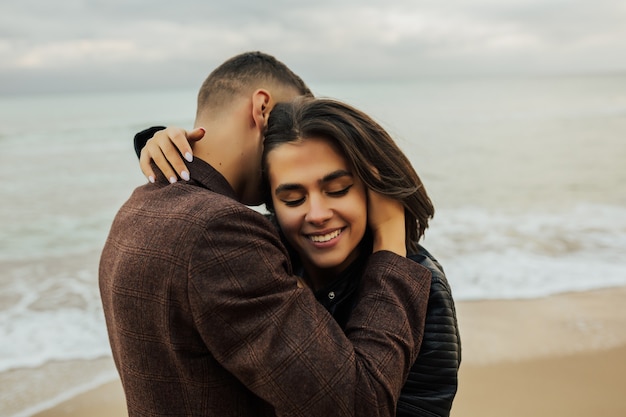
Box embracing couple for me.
[99,51,460,417]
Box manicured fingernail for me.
[184,152,193,162]
[148,175,155,183]
[169,176,177,184]
[181,171,190,181]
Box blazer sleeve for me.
[187,204,431,417]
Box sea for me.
[1,74,625,416]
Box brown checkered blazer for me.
[99,158,431,417]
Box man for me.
[99,51,431,417]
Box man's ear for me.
[251,89,271,130]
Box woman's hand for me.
[367,190,407,257]
[140,127,206,183]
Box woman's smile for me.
[306,227,344,245]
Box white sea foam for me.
[426,204,626,300]
[0,260,111,373]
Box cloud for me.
[1,0,625,94]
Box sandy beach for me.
[32,285,626,417]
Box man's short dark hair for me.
[196,51,312,115]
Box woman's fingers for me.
[170,127,206,164]
[139,127,206,182]
[140,139,179,183]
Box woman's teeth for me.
[308,229,341,243]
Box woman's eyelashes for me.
[283,197,305,207]
[326,184,353,197]
[279,184,354,207]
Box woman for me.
[135,97,461,417]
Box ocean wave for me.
[426,203,626,300]
[0,257,110,373]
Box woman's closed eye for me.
[282,196,305,207]
[275,185,306,207]
[326,184,353,197]
[278,184,353,207]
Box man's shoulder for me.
[105,184,280,260]
[125,182,269,227]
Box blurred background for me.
[1,1,625,416]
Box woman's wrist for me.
[371,221,406,257]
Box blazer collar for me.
[187,157,238,201]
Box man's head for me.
[192,51,312,206]
[196,51,311,120]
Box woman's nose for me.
[304,195,332,225]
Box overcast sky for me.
[2,0,625,95]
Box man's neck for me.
[192,115,253,204]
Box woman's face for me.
[266,136,368,276]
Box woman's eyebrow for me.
[274,183,304,195]
[321,170,353,183]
